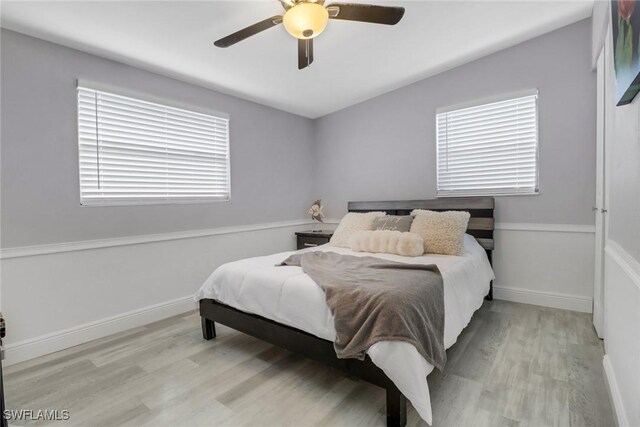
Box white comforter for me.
[195,234,494,424]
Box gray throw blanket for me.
[278,251,446,371]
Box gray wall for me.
[313,19,596,225]
[1,20,599,249]
[1,30,315,248]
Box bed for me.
[197,197,495,426]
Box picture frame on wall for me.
[612,0,640,105]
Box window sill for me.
[437,191,539,198]
[80,198,231,207]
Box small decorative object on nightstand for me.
[308,199,325,232]
[295,230,333,250]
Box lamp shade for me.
[283,3,329,39]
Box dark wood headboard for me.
[347,197,495,252]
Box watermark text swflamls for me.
[4,409,70,421]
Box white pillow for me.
[349,230,424,257]
[329,211,386,248]
[410,210,470,256]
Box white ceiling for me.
[1,1,593,118]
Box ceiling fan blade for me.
[326,3,404,25]
[279,0,295,10]
[214,16,283,48]
[298,38,314,70]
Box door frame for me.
[593,47,606,338]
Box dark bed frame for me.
[200,197,494,426]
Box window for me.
[436,92,538,197]
[77,85,230,206]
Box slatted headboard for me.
[347,197,494,250]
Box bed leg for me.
[485,280,494,301]
[485,251,494,301]
[386,387,407,427]
[201,317,216,340]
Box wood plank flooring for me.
[5,300,615,426]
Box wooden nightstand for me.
[295,230,334,250]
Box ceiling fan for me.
[214,1,405,70]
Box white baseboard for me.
[493,286,593,313]
[602,240,639,427]
[4,295,196,366]
[603,354,629,427]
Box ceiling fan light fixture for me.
[283,3,329,40]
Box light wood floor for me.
[5,300,614,426]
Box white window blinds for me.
[77,86,230,206]
[436,92,538,197]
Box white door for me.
[593,49,606,338]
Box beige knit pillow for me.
[409,210,470,256]
[329,212,386,248]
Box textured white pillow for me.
[329,212,386,248]
[349,230,424,257]
[410,210,470,256]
